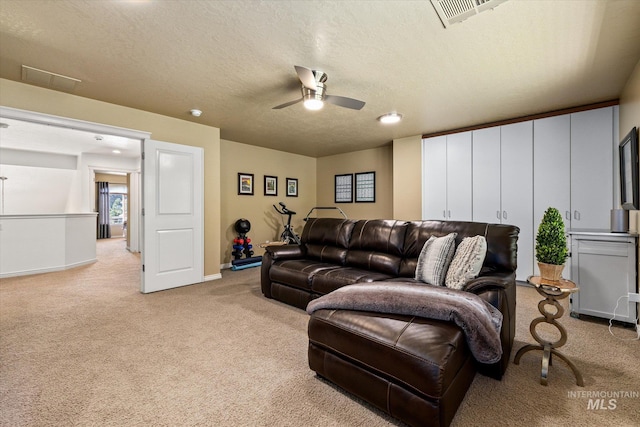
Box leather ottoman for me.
[308,308,476,427]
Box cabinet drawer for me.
[572,240,631,257]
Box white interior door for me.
[141,139,203,293]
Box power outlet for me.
[629,292,640,303]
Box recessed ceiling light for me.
[95,135,104,141]
[190,109,202,117]
[0,123,9,129]
[377,112,403,124]
[112,149,121,154]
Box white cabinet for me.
[422,106,618,283]
[570,107,614,229]
[472,122,533,280]
[533,114,571,227]
[423,136,447,220]
[533,108,617,276]
[422,132,472,221]
[501,121,534,280]
[472,127,501,223]
[569,231,637,324]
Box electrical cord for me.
[608,295,639,341]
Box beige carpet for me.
[1,238,638,427]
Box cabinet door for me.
[571,236,637,323]
[422,136,447,220]
[472,127,501,223]
[533,115,571,229]
[501,121,534,280]
[570,107,614,229]
[446,132,472,221]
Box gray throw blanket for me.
[306,282,503,364]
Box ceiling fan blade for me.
[272,98,303,110]
[325,95,366,110]
[294,65,318,89]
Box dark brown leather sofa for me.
[261,218,519,427]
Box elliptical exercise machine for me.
[273,202,302,245]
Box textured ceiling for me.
[1,0,639,158]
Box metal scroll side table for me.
[514,275,584,386]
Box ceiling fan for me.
[272,65,365,111]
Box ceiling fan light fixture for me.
[377,112,403,124]
[303,93,324,110]
[190,109,202,117]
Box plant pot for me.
[538,262,564,282]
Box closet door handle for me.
[443,210,446,218]
[497,211,501,220]
[574,210,580,220]
[566,211,571,220]
[447,210,451,218]
[503,211,507,220]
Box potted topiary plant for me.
[536,207,568,281]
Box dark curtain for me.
[97,181,111,239]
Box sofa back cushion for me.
[301,218,357,265]
[346,220,407,275]
[399,220,519,277]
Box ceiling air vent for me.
[430,0,508,28]
[21,65,81,92]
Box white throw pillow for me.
[414,232,457,286]
[445,235,487,290]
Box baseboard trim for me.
[0,258,97,279]
[204,273,223,282]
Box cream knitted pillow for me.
[445,235,487,290]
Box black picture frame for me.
[619,126,639,210]
[286,178,298,197]
[335,174,353,203]
[355,171,376,203]
[264,175,277,196]
[238,172,254,195]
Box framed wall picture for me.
[286,178,298,197]
[264,175,278,196]
[238,172,254,195]
[335,173,353,203]
[619,127,639,209]
[355,171,375,203]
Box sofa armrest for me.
[462,271,515,294]
[261,244,305,299]
[265,244,305,260]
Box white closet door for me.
[446,132,472,221]
[472,127,501,224]
[422,136,448,220]
[501,121,534,280]
[533,115,571,229]
[570,107,614,229]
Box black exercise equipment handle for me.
[274,203,296,216]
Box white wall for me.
[0,147,139,214]
[74,153,140,213]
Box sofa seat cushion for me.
[270,260,341,291]
[311,267,394,295]
[308,309,472,399]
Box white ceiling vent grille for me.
[430,0,508,28]
[21,65,81,92]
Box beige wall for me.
[619,59,640,138]
[95,173,127,184]
[392,135,422,220]
[316,146,393,220]
[0,78,222,277]
[220,139,316,264]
